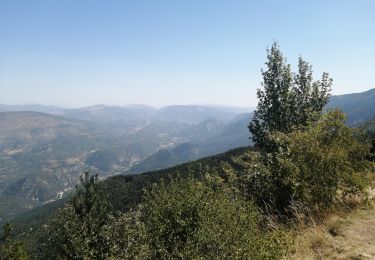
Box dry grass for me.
[289,173,375,259]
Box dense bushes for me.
[35,175,289,259]
[0,224,28,260]
[272,110,370,208]
[35,173,112,259]
[240,110,371,213]
[141,177,287,259]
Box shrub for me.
[0,224,29,260]
[102,210,150,259]
[136,176,288,259]
[269,110,371,210]
[241,111,371,214]
[35,173,112,259]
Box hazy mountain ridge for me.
[1,88,374,222]
[126,113,252,174]
[0,106,250,221]
[1,88,373,125]
[0,104,250,124]
[0,112,138,219]
[326,88,375,125]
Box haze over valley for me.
[1,88,374,221]
[0,104,252,220]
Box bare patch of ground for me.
[291,188,375,259]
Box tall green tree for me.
[0,224,29,260]
[36,172,111,259]
[249,42,332,152]
[292,57,331,126]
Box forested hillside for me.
[8,147,253,240]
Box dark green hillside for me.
[0,195,39,223]
[326,88,375,125]
[9,147,254,240]
[8,197,69,240]
[102,146,254,212]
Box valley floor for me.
[293,189,375,259]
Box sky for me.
[0,0,374,108]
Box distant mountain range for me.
[126,113,252,174]
[0,88,374,222]
[0,104,251,124]
[1,87,373,125]
[0,105,252,221]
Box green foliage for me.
[98,147,255,213]
[355,118,375,161]
[0,224,29,260]
[292,58,331,126]
[132,176,288,259]
[101,210,150,259]
[326,88,375,126]
[33,170,289,259]
[14,117,373,256]
[234,152,278,208]
[8,147,254,240]
[246,42,370,213]
[267,110,370,210]
[249,42,332,152]
[70,172,110,223]
[35,172,111,259]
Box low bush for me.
[133,176,289,259]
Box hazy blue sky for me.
[1,0,374,108]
